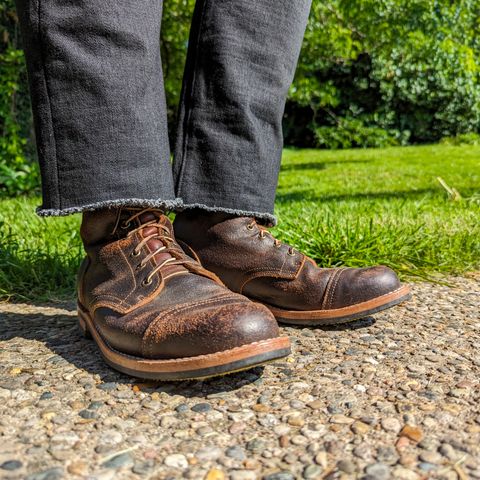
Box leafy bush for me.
[0,47,39,196]
[0,1,39,197]
[161,0,195,140]
[314,118,401,149]
[440,132,480,146]
[286,0,480,148]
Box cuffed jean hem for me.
[180,202,277,226]
[36,198,184,217]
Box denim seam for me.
[37,0,61,210]
[36,198,184,217]
[180,202,277,226]
[174,0,209,195]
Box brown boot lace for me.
[246,219,297,256]
[112,208,223,288]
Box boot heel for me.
[77,304,92,339]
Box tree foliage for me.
[0,0,39,196]
[286,0,480,148]
[1,0,480,195]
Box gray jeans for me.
[15,0,312,225]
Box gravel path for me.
[0,277,479,480]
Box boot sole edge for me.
[77,302,291,380]
[258,284,412,326]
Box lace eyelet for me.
[287,249,295,256]
[135,263,145,272]
[246,224,255,231]
[130,249,141,257]
[121,221,131,229]
[142,277,153,287]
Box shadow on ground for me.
[0,304,374,397]
[276,187,439,204]
[279,158,373,172]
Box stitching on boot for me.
[321,268,342,310]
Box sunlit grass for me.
[1,144,479,301]
[274,145,480,280]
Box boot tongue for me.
[137,212,188,277]
[136,211,160,225]
[137,211,173,238]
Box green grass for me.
[1,144,479,302]
[274,145,480,279]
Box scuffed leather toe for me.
[144,300,280,359]
[328,266,401,309]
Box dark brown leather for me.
[173,212,403,311]
[78,208,280,359]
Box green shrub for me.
[440,132,480,146]
[0,1,39,197]
[0,47,39,196]
[286,0,480,148]
[161,0,195,139]
[313,118,401,149]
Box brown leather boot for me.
[174,212,412,326]
[77,208,290,380]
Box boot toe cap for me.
[331,266,402,308]
[146,299,280,359]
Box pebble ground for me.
[0,276,479,480]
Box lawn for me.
[1,144,479,302]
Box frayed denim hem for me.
[179,202,277,226]
[36,198,184,217]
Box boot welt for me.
[77,302,291,381]
[258,285,412,326]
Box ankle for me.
[173,209,239,245]
[175,208,237,225]
[80,208,119,245]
